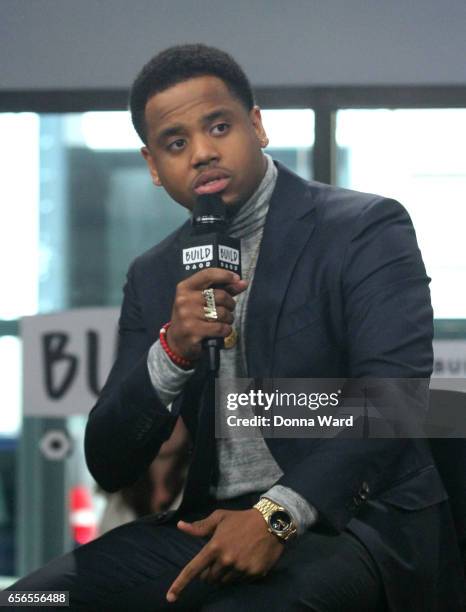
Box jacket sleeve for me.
[84,260,178,492]
[275,197,434,531]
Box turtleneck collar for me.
[227,154,277,239]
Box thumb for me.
[177,512,223,537]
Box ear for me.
[141,146,162,186]
[249,106,269,148]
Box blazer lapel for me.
[246,163,317,377]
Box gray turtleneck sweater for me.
[147,155,317,535]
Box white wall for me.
[1,0,466,91]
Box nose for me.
[190,133,220,168]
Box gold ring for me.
[203,288,218,321]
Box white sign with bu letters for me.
[431,339,466,393]
[21,308,119,417]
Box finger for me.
[177,512,222,538]
[182,269,240,291]
[203,558,233,583]
[200,306,234,325]
[243,569,267,583]
[196,321,233,340]
[166,546,216,602]
[194,288,237,312]
[223,280,249,296]
[177,323,233,351]
[220,568,243,585]
[211,290,237,311]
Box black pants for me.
[8,495,385,612]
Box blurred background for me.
[0,0,465,585]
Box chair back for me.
[428,389,466,574]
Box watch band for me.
[253,497,297,542]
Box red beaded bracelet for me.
[159,322,193,370]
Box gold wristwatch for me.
[253,497,297,542]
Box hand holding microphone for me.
[166,268,247,363]
[166,194,247,372]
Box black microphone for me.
[181,194,242,373]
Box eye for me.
[167,138,186,152]
[211,122,230,136]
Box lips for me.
[193,169,231,195]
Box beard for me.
[224,198,246,222]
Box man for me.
[9,44,464,611]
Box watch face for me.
[269,510,291,533]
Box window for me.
[336,109,466,319]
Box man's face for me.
[141,75,268,211]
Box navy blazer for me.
[85,162,464,610]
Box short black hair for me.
[129,44,255,145]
